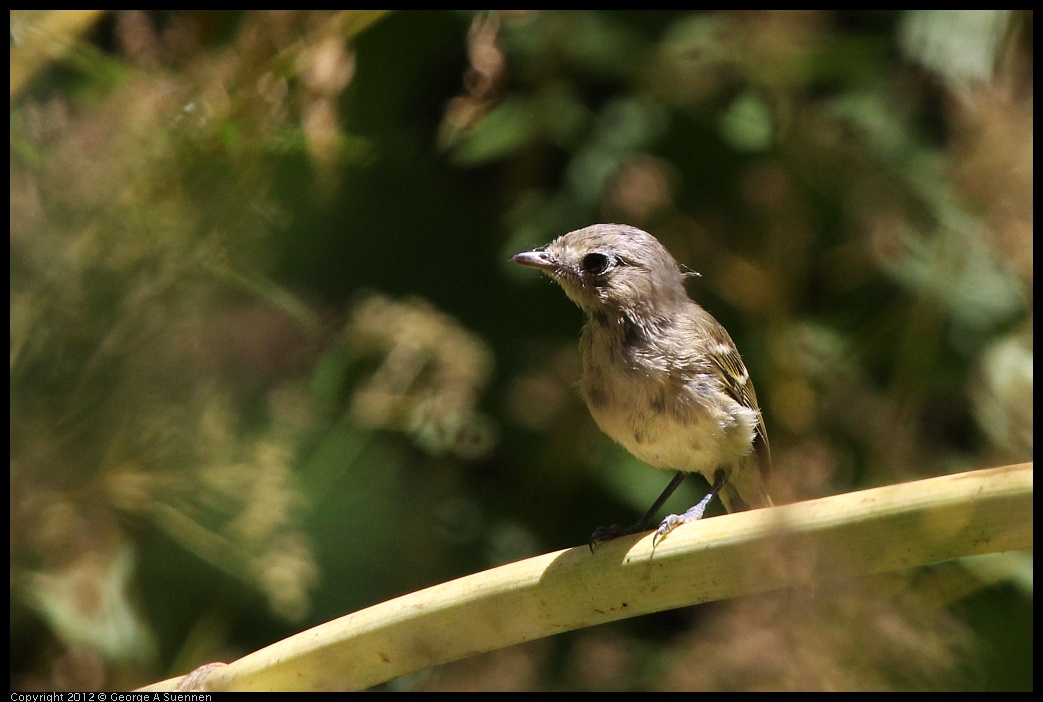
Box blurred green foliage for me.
[10,10,1032,691]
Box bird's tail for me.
[718,456,773,512]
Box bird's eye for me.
[581,252,612,276]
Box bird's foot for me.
[588,523,643,552]
[652,492,715,546]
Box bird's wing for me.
[707,327,772,491]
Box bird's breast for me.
[580,328,758,475]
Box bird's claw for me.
[652,499,711,547]
[588,524,635,552]
[652,514,684,547]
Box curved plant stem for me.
[141,462,1032,692]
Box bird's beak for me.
[511,250,556,272]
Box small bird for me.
[512,224,772,550]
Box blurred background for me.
[9,10,1032,691]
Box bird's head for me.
[511,224,690,318]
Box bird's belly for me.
[584,373,756,475]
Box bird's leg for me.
[589,471,688,551]
[652,468,728,546]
